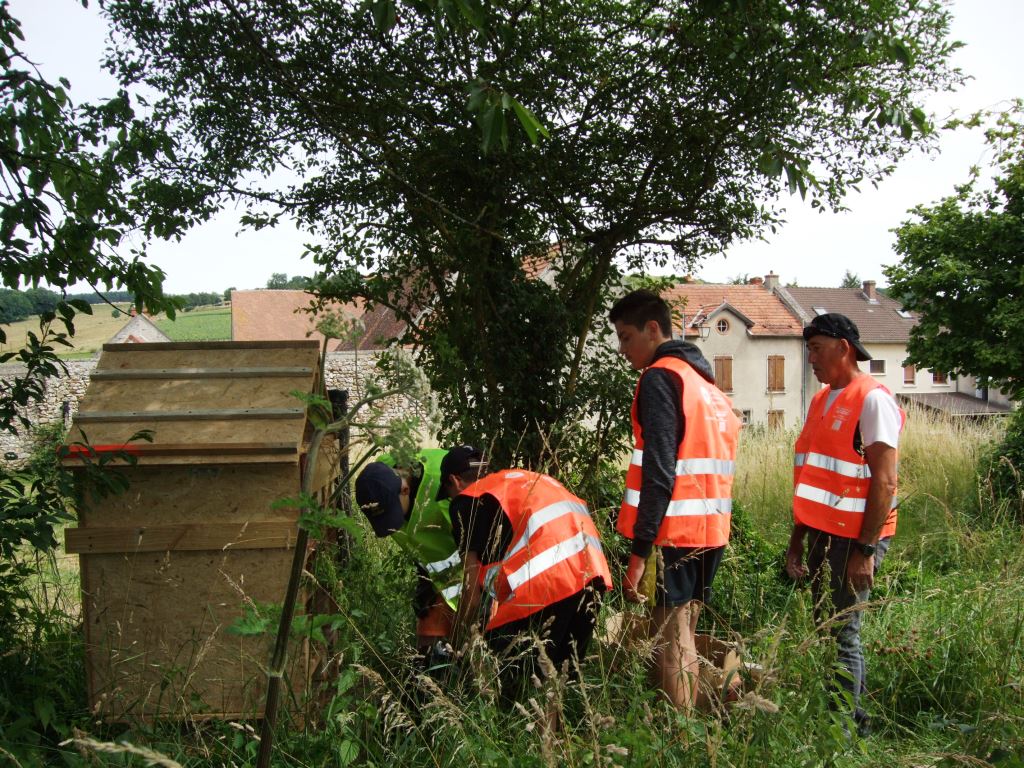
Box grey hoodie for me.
[630,340,715,558]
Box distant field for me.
[0,303,133,359]
[155,307,231,341]
[0,304,231,359]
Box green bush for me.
[981,408,1024,519]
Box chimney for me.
[749,276,764,287]
[862,280,877,302]
[763,271,779,291]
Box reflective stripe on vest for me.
[424,550,462,575]
[792,376,905,539]
[630,449,736,477]
[618,356,740,548]
[505,531,605,593]
[383,448,463,609]
[506,500,590,558]
[623,489,732,515]
[458,470,612,630]
[794,451,871,479]
[441,583,462,601]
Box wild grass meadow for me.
[3,408,1023,767]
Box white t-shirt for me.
[823,386,901,449]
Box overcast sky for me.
[10,0,1023,294]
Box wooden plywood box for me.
[63,341,338,721]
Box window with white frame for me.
[869,359,886,375]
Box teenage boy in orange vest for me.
[447,469,611,691]
[785,312,904,736]
[609,289,740,712]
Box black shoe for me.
[854,709,872,738]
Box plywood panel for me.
[78,377,316,413]
[66,522,300,554]
[77,466,297,528]
[308,435,341,495]
[66,417,307,449]
[82,547,308,720]
[96,345,320,373]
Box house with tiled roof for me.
[772,276,1012,416]
[661,280,809,428]
[230,289,406,351]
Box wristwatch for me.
[855,542,876,557]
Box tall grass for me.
[11,409,1024,767]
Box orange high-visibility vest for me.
[618,356,741,548]
[793,374,905,539]
[459,470,612,631]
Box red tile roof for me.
[335,302,409,352]
[231,290,365,351]
[661,284,804,337]
[783,287,916,343]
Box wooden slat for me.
[65,522,300,554]
[90,367,314,380]
[77,377,313,413]
[61,442,298,457]
[65,419,306,449]
[75,407,305,422]
[94,346,321,373]
[102,340,320,352]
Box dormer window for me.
[716,318,730,334]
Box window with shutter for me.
[903,364,916,385]
[767,355,785,392]
[714,356,733,393]
[768,410,785,430]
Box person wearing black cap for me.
[786,312,906,735]
[355,445,487,656]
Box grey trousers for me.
[807,530,891,718]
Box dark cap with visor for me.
[436,445,487,500]
[802,312,872,361]
[354,461,406,537]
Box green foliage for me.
[170,290,223,310]
[840,269,861,289]
[0,3,213,436]
[0,287,33,323]
[982,408,1024,514]
[267,273,311,290]
[887,101,1024,400]
[103,0,962,465]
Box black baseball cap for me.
[803,313,872,361]
[436,444,487,500]
[354,462,405,537]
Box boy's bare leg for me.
[651,601,701,710]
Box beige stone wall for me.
[0,360,97,462]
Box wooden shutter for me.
[903,364,916,385]
[714,356,733,392]
[767,410,785,430]
[767,355,785,392]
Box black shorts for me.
[656,545,724,607]
[486,579,605,680]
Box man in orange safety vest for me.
[609,289,740,712]
[785,312,905,736]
